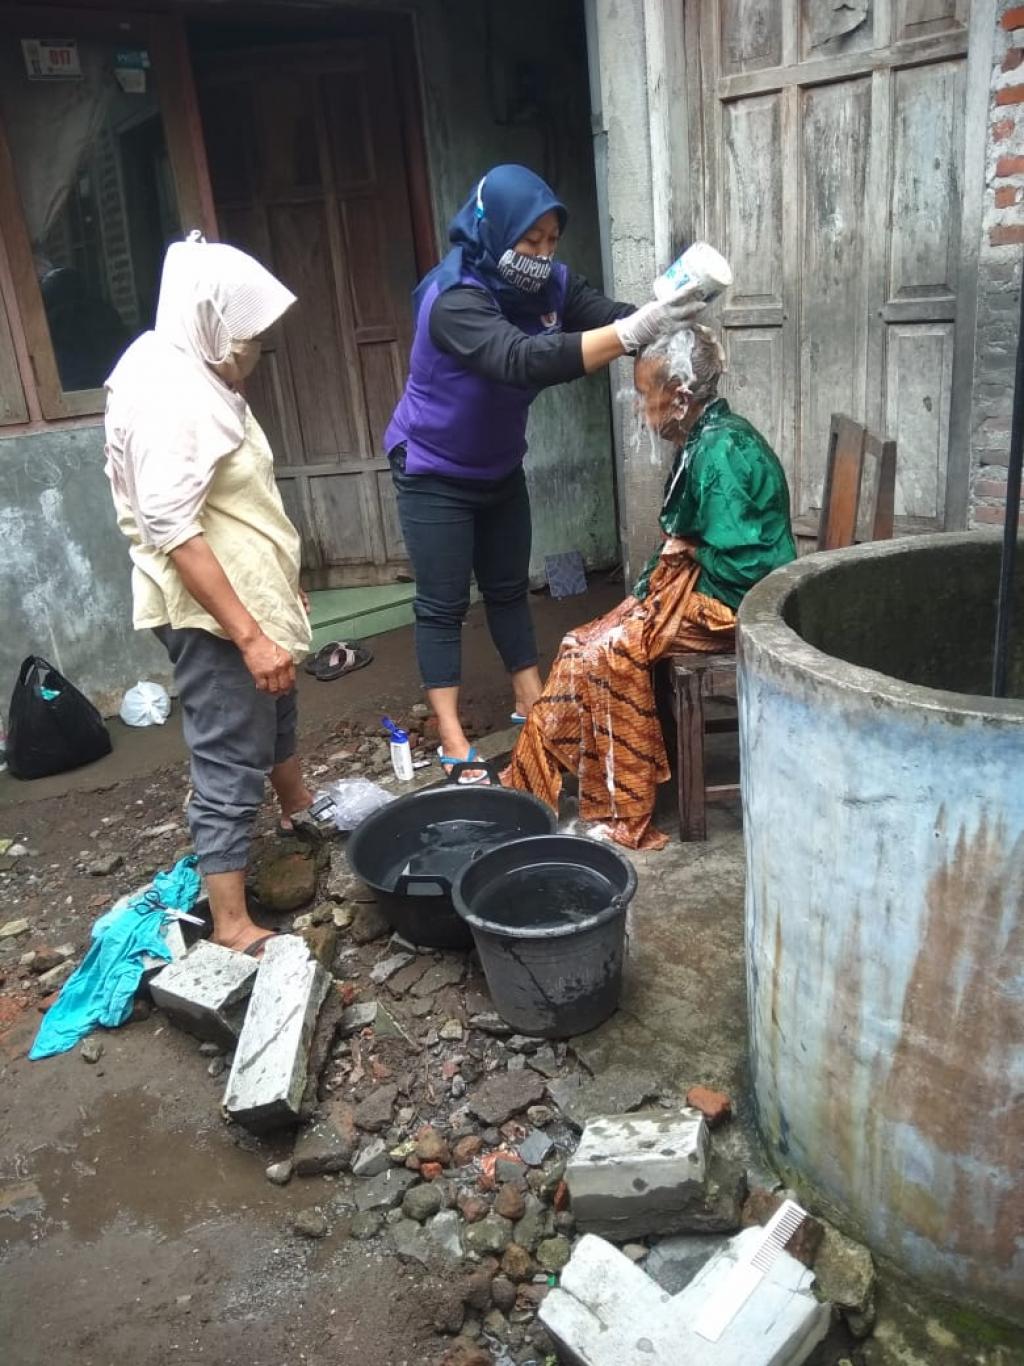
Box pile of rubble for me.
[134,835,876,1366]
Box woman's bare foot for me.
[215,923,275,956]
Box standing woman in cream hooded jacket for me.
[105,232,311,956]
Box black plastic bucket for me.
[346,783,556,950]
[452,834,636,1037]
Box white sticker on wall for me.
[21,38,82,81]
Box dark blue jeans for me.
[390,449,538,688]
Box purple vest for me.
[384,264,569,480]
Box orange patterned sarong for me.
[501,557,735,850]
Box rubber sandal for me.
[303,641,338,675]
[511,712,527,725]
[314,641,373,682]
[437,745,491,786]
[243,932,278,959]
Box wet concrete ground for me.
[2,595,1022,1364]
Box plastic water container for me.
[654,242,733,303]
[382,716,414,782]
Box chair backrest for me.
[816,413,897,552]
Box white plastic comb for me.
[692,1198,808,1343]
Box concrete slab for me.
[223,935,330,1132]
[541,1230,830,1366]
[149,940,256,1047]
[566,1109,709,1240]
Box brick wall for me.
[970,1,1024,530]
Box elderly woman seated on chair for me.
[502,324,796,849]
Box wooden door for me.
[195,38,418,587]
[690,0,975,530]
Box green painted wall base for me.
[308,583,417,651]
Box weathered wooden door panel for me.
[799,79,872,514]
[196,37,418,588]
[696,0,973,529]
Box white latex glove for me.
[613,282,706,354]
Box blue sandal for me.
[436,745,491,785]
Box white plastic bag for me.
[119,681,172,728]
[316,778,394,832]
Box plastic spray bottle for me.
[382,717,414,782]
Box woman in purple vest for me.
[385,164,704,781]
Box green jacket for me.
[633,399,796,610]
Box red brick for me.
[420,1161,444,1181]
[993,117,1016,142]
[991,223,1024,245]
[994,185,1022,207]
[1001,5,1024,30]
[995,84,1024,107]
[1004,47,1024,72]
[996,153,1024,176]
[975,505,1013,525]
[975,478,1009,499]
[686,1084,733,1128]
[741,1187,825,1267]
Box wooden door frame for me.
[684,0,987,531]
[178,2,438,279]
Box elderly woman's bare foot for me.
[214,922,276,957]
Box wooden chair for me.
[661,413,896,841]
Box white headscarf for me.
[104,233,296,551]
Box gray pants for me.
[154,626,297,875]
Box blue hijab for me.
[413,164,567,323]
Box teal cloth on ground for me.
[29,856,201,1060]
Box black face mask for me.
[496,249,553,295]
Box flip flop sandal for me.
[243,931,279,959]
[437,745,491,786]
[303,641,338,675]
[511,712,527,725]
[314,641,373,682]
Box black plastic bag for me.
[7,656,112,780]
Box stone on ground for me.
[222,935,331,1131]
[467,1070,547,1126]
[149,940,258,1047]
[350,903,390,944]
[463,1213,513,1256]
[254,848,317,913]
[355,1166,418,1212]
[354,1082,399,1132]
[292,1098,358,1176]
[402,1181,443,1223]
[265,1160,293,1186]
[813,1223,876,1335]
[554,1065,663,1130]
[566,1108,712,1240]
[80,1036,104,1064]
[351,1137,389,1177]
[350,1209,384,1240]
[292,1208,329,1239]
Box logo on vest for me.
[540,311,561,332]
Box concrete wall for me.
[969,0,1024,532]
[0,426,171,719]
[0,0,615,713]
[738,533,1024,1322]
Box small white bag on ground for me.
[119,681,172,727]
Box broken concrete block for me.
[566,1108,709,1240]
[149,939,256,1047]
[541,1229,830,1366]
[813,1223,876,1337]
[646,1232,732,1294]
[223,935,330,1132]
[140,919,187,983]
